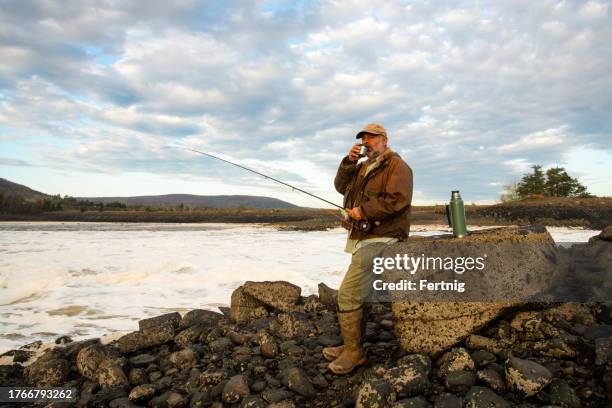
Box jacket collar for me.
[364,147,393,163]
[380,147,394,162]
[371,147,395,164]
[361,147,394,177]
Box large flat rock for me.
[391,226,561,355]
[243,281,301,312]
[230,286,269,324]
[230,281,302,324]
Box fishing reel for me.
[357,219,373,232]
[340,209,376,232]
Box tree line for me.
[0,193,203,214]
[0,194,128,214]
[501,165,592,202]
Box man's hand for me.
[347,207,363,220]
[347,143,362,162]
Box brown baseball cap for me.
[356,123,387,139]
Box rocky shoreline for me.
[2,291,611,407]
[469,197,612,230]
[1,228,611,408]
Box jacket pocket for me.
[362,188,383,208]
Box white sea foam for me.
[545,226,601,246]
[0,222,600,353]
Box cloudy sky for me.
[0,0,610,206]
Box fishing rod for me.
[168,145,345,211]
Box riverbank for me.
[470,197,612,230]
[2,197,609,230]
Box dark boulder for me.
[25,356,70,387]
[318,282,338,308]
[139,312,181,331]
[505,356,553,398]
[128,353,156,368]
[230,286,269,324]
[444,370,476,393]
[116,320,176,354]
[128,383,156,403]
[97,360,129,389]
[355,378,396,408]
[76,343,125,381]
[475,368,506,394]
[392,395,431,408]
[464,386,511,408]
[546,379,581,408]
[270,312,315,339]
[383,363,432,397]
[222,374,250,403]
[243,281,301,312]
[280,367,317,397]
[179,309,223,329]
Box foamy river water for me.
[0,222,600,353]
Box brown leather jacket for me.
[334,148,413,240]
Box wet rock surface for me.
[505,356,553,397]
[5,298,612,408]
[24,355,71,387]
[243,281,302,312]
[4,229,612,407]
[128,383,156,403]
[7,296,612,407]
[116,318,176,354]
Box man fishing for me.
[324,123,413,374]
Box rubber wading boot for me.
[322,304,371,362]
[328,307,367,374]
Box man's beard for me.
[366,148,383,159]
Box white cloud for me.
[0,0,611,202]
[503,158,532,174]
[541,21,570,39]
[436,9,479,28]
[579,1,608,19]
[497,126,569,154]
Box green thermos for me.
[446,190,468,238]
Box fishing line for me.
[166,145,350,220]
[297,190,355,229]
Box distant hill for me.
[0,178,299,209]
[0,178,49,199]
[76,194,299,209]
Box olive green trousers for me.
[337,242,387,311]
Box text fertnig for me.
[373,279,466,293]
